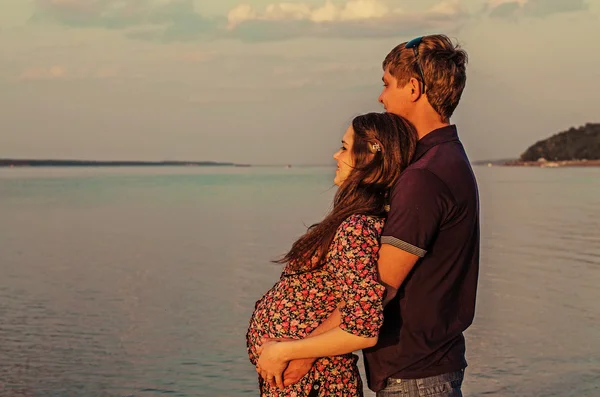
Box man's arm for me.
[378,169,449,305]
[274,249,420,386]
[378,244,420,306]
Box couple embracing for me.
[247,34,479,397]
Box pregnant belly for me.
[246,280,338,363]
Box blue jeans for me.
[376,370,464,397]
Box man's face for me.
[378,68,411,118]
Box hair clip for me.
[370,143,381,153]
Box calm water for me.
[0,166,599,397]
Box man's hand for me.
[283,358,316,386]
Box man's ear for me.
[408,77,423,102]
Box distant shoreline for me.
[0,159,239,167]
[4,158,600,169]
[502,159,600,168]
[472,159,600,168]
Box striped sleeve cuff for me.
[381,236,427,257]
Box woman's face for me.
[333,125,355,186]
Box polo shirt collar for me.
[413,124,459,162]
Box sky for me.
[1,0,599,164]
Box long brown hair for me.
[279,112,418,272]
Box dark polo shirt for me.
[363,125,480,392]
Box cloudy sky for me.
[1,0,598,164]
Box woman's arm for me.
[257,320,378,390]
[257,215,385,389]
[257,327,377,388]
[259,326,376,361]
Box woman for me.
[246,112,418,396]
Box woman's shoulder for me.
[337,214,385,238]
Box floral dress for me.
[247,214,386,397]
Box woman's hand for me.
[257,337,314,388]
[256,341,289,390]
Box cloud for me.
[32,0,469,42]
[486,0,589,18]
[224,0,469,42]
[32,0,221,40]
[18,65,67,81]
[226,0,389,28]
[16,65,120,82]
[34,0,157,29]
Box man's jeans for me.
[376,370,464,397]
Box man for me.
[363,34,479,396]
[259,34,479,397]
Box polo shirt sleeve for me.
[381,168,449,257]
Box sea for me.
[0,166,599,397]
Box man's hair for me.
[383,34,468,122]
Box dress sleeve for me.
[332,216,385,338]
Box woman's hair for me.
[280,112,418,272]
